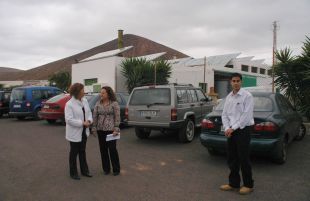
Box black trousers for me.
[69,129,89,176]
[227,126,254,188]
[97,130,120,173]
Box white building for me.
[168,53,271,98]
[72,47,271,98]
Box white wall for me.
[169,64,214,93]
[72,56,128,93]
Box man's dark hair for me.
[69,83,84,99]
[231,73,242,80]
[101,86,117,102]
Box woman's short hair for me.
[101,86,116,102]
[69,83,84,99]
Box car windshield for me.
[46,93,67,103]
[11,89,26,101]
[85,94,100,109]
[214,96,273,112]
[121,94,129,103]
[129,88,171,105]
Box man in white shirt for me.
[220,73,254,195]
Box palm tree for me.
[274,36,310,119]
[121,58,172,93]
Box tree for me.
[274,36,310,119]
[48,71,71,91]
[121,58,172,93]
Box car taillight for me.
[171,108,177,121]
[201,119,215,129]
[254,122,278,132]
[125,107,129,120]
[26,102,31,107]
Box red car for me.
[39,93,71,124]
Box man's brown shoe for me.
[220,184,239,191]
[239,186,253,195]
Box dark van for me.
[0,90,11,117]
[9,86,62,120]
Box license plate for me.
[140,111,157,117]
[43,105,49,109]
[13,105,21,108]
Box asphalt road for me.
[0,117,310,201]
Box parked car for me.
[85,92,129,126]
[200,92,306,164]
[126,84,214,142]
[0,90,11,117]
[39,93,71,124]
[9,86,62,120]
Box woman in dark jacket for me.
[92,86,121,176]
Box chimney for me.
[118,29,124,49]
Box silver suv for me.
[126,84,214,142]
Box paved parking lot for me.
[0,117,310,201]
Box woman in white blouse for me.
[65,83,93,180]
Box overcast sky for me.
[0,0,309,70]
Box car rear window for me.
[46,93,67,103]
[215,96,273,112]
[11,89,26,101]
[130,88,171,105]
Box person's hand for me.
[83,121,90,128]
[112,131,119,136]
[225,128,234,138]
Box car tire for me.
[33,108,41,120]
[135,127,151,139]
[178,119,195,143]
[47,119,56,124]
[16,116,26,120]
[294,124,306,141]
[273,136,288,164]
[0,113,2,118]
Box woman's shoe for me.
[82,172,93,177]
[104,171,110,175]
[70,175,81,180]
[113,172,120,176]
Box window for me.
[241,65,249,72]
[11,89,26,101]
[130,89,171,105]
[215,96,273,112]
[84,78,98,86]
[251,66,258,73]
[189,89,198,102]
[177,89,188,104]
[32,90,42,100]
[196,89,206,102]
[267,69,272,76]
[260,68,266,75]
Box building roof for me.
[0,34,189,81]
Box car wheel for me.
[135,127,151,139]
[273,136,288,164]
[34,108,42,120]
[0,113,3,118]
[294,124,306,141]
[178,119,195,143]
[46,119,56,124]
[16,116,26,120]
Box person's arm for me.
[65,102,83,127]
[221,99,230,131]
[84,99,93,124]
[112,101,121,133]
[92,103,98,131]
[232,94,254,130]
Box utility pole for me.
[272,21,278,93]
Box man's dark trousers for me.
[227,126,254,188]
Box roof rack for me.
[170,83,193,87]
